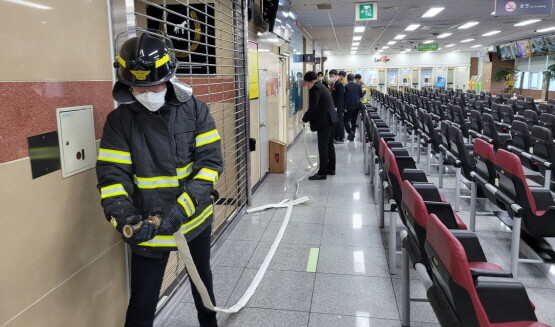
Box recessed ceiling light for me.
[387,41,397,45]
[537,26,555,32]
[437,33,452,39]
[482,30,501,36]
[353,36,362,41]
[4,0,52,9]
[354,26,365,33]
[458,21,479,29]
[445,44,456,47]
[470,44,483,48]
[422,7,444,18]
[382,46,389,49]
[514,19,541,26]
[352,42,360,46]
[394,34,406,40]
[405,24,420,31]
[460,38,474,43]
[423,40,434,44]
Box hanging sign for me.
[417,43,439,51]
[356,3,378,21]
[494,0,552,16]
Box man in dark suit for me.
[329,69,346,143]
[344,73,364,141]
[302,71,338,180]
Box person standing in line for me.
[96,31,222,327]
[302,71,338,180]
[344,73,364,141]
[317,71,328,88]
[329,69,345,143]
[355,74,368,105]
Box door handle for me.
[260,123,267,127]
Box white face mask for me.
[318,77,324,81]
[330,77,336,83]
[133,89,167,112]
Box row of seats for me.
[362,91,551,327]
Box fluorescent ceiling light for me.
[4,0,52,9]
[405,24,420,31]
[491,11,495,15]
[394,34,406,40]
[354,26,365,33]
[422,7,444,18]
[458,21,479,29]
[460,38,474,43]
[423,40,434,44]
[445,43,456,47]
[514,19,541,26]
[387,41,397,45]
[470,44,483,48]
[382,46,389,49]
[482,30,501,36]
[537,26,555,32]
[353,36,362,41]
[437,33,452,39]
[352,42,360,46]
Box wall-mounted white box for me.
[56,105,96,178]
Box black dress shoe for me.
[308,173,327,180]
[327,170,336,175]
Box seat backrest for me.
[538,103,553,114]
[473,138,496,184]
[539,113,555,135]
[530,125,555,164]
[523,109,538,129]
[516,100,527,115]
[495,150,537,215]
[425,214,485,327]
[482,113,498,139]
[440,121,451,150]
[423,112,440,152]
[510,120,531,152]
[500,105,514,125]
[469,110,483,133]
[449,125,475,177]
[548,99,555,106]
[491,103,502,121]
[475,100,485,113]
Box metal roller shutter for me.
[129,0,250,306]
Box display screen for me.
[270,0,295,42]
[530,37,547,56]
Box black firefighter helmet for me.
[114,32,177,87]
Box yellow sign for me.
[248,41,259,99]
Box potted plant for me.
[493,67,518,94]
[541,61,555,100]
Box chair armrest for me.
[530,187,555,211]
[475,276,537,323]
[465,144,475,152]
[450,230,487,262]
[470,269,513,279]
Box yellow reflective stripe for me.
[177,192,196,217]
[116,55,126,68]
[134,176,179,189]
[100,183,129,199]
[138,205,213,247]
[177,162,194,179]
[194,168,219,184]
[155,54,170,68]
[97,148,132,164]
[195,129,221,147]
[110,217,118,228]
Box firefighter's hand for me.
[114,214,142,234]
[123,219,158,245]
[158,204,188,235]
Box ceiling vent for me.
[379,6,398,11]
[421,24,458,30]
[316,3,332,10]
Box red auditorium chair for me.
[425,214,549,327]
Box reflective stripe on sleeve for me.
[110,217,118,228]
[177,192,196,217]
[194,168,219,185]
[97,148,132,164]
[138,205,213,247]
[100,184,129,199]
[195,129,221,147]
[134,176,179,189]
[177,162,194,180]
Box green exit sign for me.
[418,43,439,51]
[356,3,377,21]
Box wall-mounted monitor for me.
[263,0,296,42]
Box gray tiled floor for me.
[160,126,555,327]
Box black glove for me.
[113,214,142,234]
[123,219,158,245]
[158,202,189,235]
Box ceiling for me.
[290,0,555,55]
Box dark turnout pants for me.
[334,109,345,141]
[317,125,336,174]
[125,227,217,327]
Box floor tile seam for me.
[313,271,394,280]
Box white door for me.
[259,69,269,175]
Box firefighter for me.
[96,31,223,327]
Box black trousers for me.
[334,109,345,141]
[125,227,217,327]
[317,125,336,174]
[344,109,359,135]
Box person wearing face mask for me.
[329,69,345,143]
[96,31,223,327]
[317,71,328,88]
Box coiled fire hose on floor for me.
[127,125,318,314]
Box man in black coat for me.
[329,69,346,143]
[344,73,364,141]
[302,71,339,180]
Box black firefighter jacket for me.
[302,81,338,131]
[96,77,223,257]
